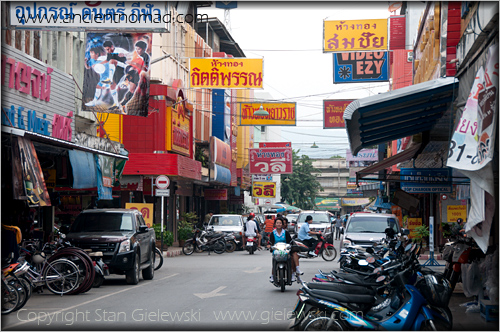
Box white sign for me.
[264,199,272,205]
[156,189,170,197]
[155,175,170,189]
[252,174,273,181]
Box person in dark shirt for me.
[103,40,129,109]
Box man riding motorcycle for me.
[243,214,261,250]
[297,215,321,257]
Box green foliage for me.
[152,225,174,247]
[195,146,209,168]
[330,155,343,159]
[164,231,174,246]
[441,222,453,239]
[177,219,195,241]
[281,149,324,210]
[181,212,198,224]
[413,225,429,242]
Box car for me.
[207,214,244,247]
[285,214,299,233]
[342,212,410,248]
[65,209,156,285]
[295,210,334,234]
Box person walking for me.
[334,214,342,240]
[264,215,275,247]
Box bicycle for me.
[154,247,163,271]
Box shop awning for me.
[344,77,459,156]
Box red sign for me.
[389,16,406,50]
[258,142,291,148]
[204,189,228,201]
[249,148,293,174]
[168,88,192,157]
[210,136,231,169]
[229,194,244,204]
[324,100,353,128]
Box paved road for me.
[2,240,342,331]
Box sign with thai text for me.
[323,100,352,128]
[252,181,276,198]
[341,197,372,206]
[346,148,378,161]
[204,189,228,201]
[446,205,467,223]
[400,168,452,193]
[249,147,293,175]
[324,19,388,52]
[190,58,263,89]
[210,136,231,168]
[333,51,389,83]
[125,203,154,227]
[407,218,422,239]
[239,103,296,126]
[259,142,291,148]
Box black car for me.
[65,209,156,285]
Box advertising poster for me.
[324,19,388,52]
[407,218,422,239]
[240,103,296,126]
[190,58,263,89]
[333,51,389,83]
[324,100,352,128]
[446,205,467,223]
[82,32,152,117]
[125,203,154,227]
[95,155,113,200]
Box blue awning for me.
[68,150,97,189]
[344,77,459,156]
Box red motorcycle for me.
[294,232,337,261]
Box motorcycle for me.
[295,232,337,261]
[224,233,239,253]
[270,242,294,292]
[182,227,226,255]
[246,236,257,254]
[86,251,109,288]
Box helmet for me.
[249,213,256,218]
[416,273,452,307]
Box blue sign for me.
[333,51,389,83]
[213,164,231,185]
[400,168,452,193]
[216,1,238,9]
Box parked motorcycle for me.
[224,233,239,253]
[270,242,294,292]
[86,251,109,288]
[182,227,226,255]
[295,232,337,261]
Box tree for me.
[281,149,324,210]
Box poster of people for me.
[82,32,152,117]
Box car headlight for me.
[118,240,131,253]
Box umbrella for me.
[286,206,301,212]
[263,204,286,213]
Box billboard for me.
[323,100,352,128]
[189,58,263,89]
[82,32,152,117]
[315,198,341,211]
[252,181,276,198]
[249,148,293,175]
[324,19,388,52]
[333,51,389,83]
[240,103,296,126]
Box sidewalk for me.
[158,246,183,257]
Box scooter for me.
[246,236,256,254]
[295,232,337,261]
[270,242,294,292]
[87,251,109,288]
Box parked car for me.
[286,214,299,233]
[207,214,244,248]
[295,210,334,234]
[342,212,410,248]
[65,209,156,285]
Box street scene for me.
[1,1,499,331]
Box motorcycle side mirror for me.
[366,247,374,254]
[60,225,70,234]
[404,243,412,252]
[358,259,369,266]
[366,256,376,264]
[373,267,383,274]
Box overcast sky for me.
[199,2,395,158]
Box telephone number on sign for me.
[448,140,478,165]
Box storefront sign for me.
[407,218,422,239]
[240,103,296,126]
[211,164,231,185]
[347,181,369,189]
[167,89,192,156]
[446,205,467,223]
[315,197,341,210]
[249,147,293,175]
[346,148,378,161]
[1,45,75,142]
[75,132,122,154]
[341,197,372,206]
[333,51,389,83]
[204,189,228,201]
[259,142,291,148]
[252,181,276,198]
[324,19,388,52]
[323,100,352,128]
[125,203,154,227]
[10,2,170,32]
[389,16,406,50]
[400,168,452,193]
[252,174,272,181]
[189,58,263,89]
[229,194,244,204]
[210,136,231,168]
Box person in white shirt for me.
[242,214,260,249]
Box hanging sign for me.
[189,58,263,89]
[333,51,389,83]
[259,142,291,148]
[204,189,228,201]
[324,19,388,52]
[400,168,452,193]
[323,100,353,128]
[252,181,276,198]
[249,147,293,174]
[239,103,296,126]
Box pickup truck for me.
[64,209,156,285]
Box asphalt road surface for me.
[2,241,341,331]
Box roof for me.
[199,18,245,57]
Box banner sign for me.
[407,218,422,239]
[210,136,231,168]
[204,189,228,201]
[447,44,498,171]
[168,90,192,156]
[211,164,231,185]
[315,197,341,210]
[249,148,293,174]
[10,2,170,32]
[341,197,372,206]
[333,51,389,83]
[324,19,388,52]
[125,203,154,227]
[229,194,244,204]
[189,58,263,89]
[259,142,291,148]
[447,205,467,223]
[82,32,152,117]
[323,100,352,128]
[346,148,378,161]
[252,174,273,181]
[252,181,276,198]
[400,168,452,193]
[239,103,296,126]
[95,154,113,200]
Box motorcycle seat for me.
[307,288,375,304]
[205,233,221,238]
[307,282,376,296]
[331,271,380,286]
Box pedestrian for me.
[334,214,342,240]
[264,215,275,247]
[203,210,213,228]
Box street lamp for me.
[253,104,269,116]
[311,142,319,148]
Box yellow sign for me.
[125,203,154,227]
[324,19,388,52]
[240,103,296,126]
[407,218,422,239]
[447,205,467,223]
[42,169,56,189]
[189,58,263,89]
[252,181,276,198]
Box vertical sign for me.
[389,16,406,50]
[324,100,353,128]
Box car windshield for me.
[287,214,299,221]
[296,213,330,224]
[346,217,399,233]
[210,216,242,226]
[70,213,135,232]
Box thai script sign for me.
[240,103,296,126]
[346,149,378,161]
[10,1,169,32]
[1,45,75,142]
[333,51,389,83]
[315,198,341,211]
[168,89,191,156]
[75,132,122,154]
[190,58,263,89]
[204,189,228,201]
[125,203,154,227]
[407,218,422,239]
[249,147,293,175]
[229,194,244,204]
[323,100,352,128]
[324,19,388,52]
[400,168,452,193]
[341,197,372,206]
[210,136,231,169]
[259,142,291,148]
[446,205,467,223]
[252,181,276,198]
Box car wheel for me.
[126,252,140,285]
[142,247,154,280]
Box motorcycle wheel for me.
[430,306,453,330]
[213,240,226,254]
[249,245,254,255]
[182,241,195,255]
[92,274,104,288]
[322,247,337,261]
[279,268,285,292]
[449,270,460,291]
[226,241,236,253]
[300,312,345,331]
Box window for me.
[71,213,135,232]
[346,217,398,233]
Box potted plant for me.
[152,224,173,249]
[177,219,195,247]
[413,225,430,247]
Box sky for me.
[198,2,394,159]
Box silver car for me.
[286,214,299,233]
[295,210,334,234]
[207,214,244,236]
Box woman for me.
[267,219,300,282]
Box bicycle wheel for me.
[154,247,164,270]
[213,239,226,254]
[2,283,19,315]
[44,259,80,295]
[8,280,27,311]
[19,276,33,300]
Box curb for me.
[418,254,442,260]
[164,249,183,257]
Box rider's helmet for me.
[249,212,256,219]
